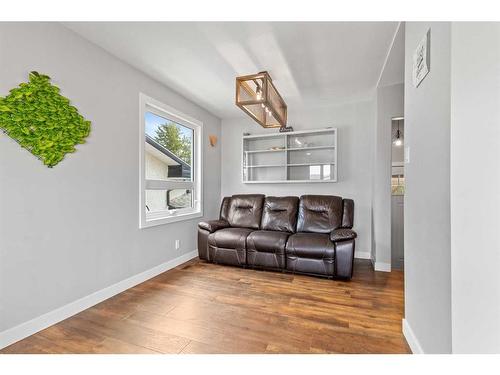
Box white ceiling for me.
[65,22,399,119]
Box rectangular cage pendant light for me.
[235,71,287,129]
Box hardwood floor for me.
[1,259,410,354]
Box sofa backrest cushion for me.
[341,198,355,229]
[297,195,343,233]
[219,196,231,222]
[228,194,265,229]
[261,196,299,233]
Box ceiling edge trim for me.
[375,21,402,89]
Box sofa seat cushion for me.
[246,230,290,270]
[285,233,335,259]
[198,219,229,233]
[247,230,290,254]
[208,227,254,250]
[208,227,254,266]
[285,233,335,277]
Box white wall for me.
[373,83,404,268]
[403,22,452,353]
[221,101,375,257]
[450,22,500,353]
[0,23,221,334]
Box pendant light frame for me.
[235,71,287,129]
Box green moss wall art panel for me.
[0,71,91,168]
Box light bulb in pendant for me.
[256,86,262,101]
[393,120,403,147]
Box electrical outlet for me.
[175,240,180,250]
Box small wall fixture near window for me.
[139,93,203,228]
[235,71,287,129]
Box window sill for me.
[140,210,202,229]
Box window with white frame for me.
[139,93,202,228]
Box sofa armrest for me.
[198,219,229,233]
[334,239,355,279]
[330,228,357,242]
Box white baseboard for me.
[354,251,371,260]
[374,261,391,272]
[402,318,424,354]
[0,249,198,350]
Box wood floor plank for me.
[180,340,229,354]
[0,259,410,354]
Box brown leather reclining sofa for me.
[198,194,357,279]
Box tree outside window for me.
[153,122,192,165]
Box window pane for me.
[145,189,168,213]
[145,111,193,181]
[145,189,193,213]
[391,174,405,195]
[167,189,193,209]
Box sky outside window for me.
[145,112,192,139]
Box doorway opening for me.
[391,117,404,270]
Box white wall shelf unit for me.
[242,128,337,184]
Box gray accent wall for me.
[221,101,375,257]
[404,22,452,353]
[0,23,221,333]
